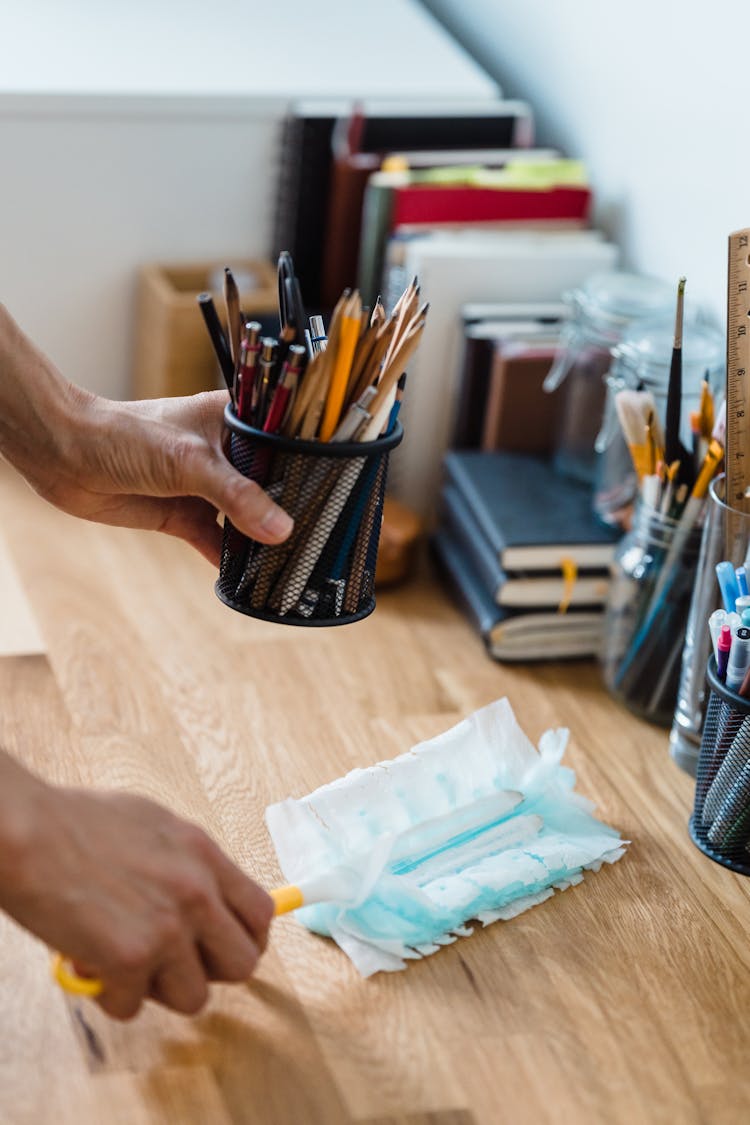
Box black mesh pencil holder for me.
[216,404,403,626]
[689,655,750,875]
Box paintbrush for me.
[665,276,695,489]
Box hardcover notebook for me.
[439,483,610,608]
[442,450,621,571]
[431,528,604,661]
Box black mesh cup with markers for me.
[690,654,750,875]
[216,403,403,626]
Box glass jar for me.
[545,271,677,488]
[601,499,703,727]
[595,317,725,526]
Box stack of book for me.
[433,450,621,661]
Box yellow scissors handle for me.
[51,953,104,998]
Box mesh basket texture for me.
[216,408,402,626]
[689,656,750,875]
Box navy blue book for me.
[440,483,609,608]
[431,528,604,661]
[442,451,620,572]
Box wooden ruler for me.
[726,228,750,508]
[725,229,750,557]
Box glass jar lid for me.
[566,271,677,343]
[613,316,725,388]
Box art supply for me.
[716,560,741,613]
[717,625,732,681]
[266,697,627,976]
[725,626,750,692]
[196,292,235,397]
[737,565,749,597]
[665,277,687,472]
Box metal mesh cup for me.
[216,403,403,626]
[689,655,750,875]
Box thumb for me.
[187,455,294,544]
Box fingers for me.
[95,966,151,1022]
[187,458,294,545]
[148,940,209,1015]
[213,857,275,955]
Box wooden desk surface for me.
[1,463,749,1125]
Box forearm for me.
[0,748,47,910]
[0,304,92,488]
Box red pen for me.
[263,345,306,434]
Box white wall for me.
[0,1,496,398]
[422,0,747,331]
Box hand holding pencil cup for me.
[199,254,427,626]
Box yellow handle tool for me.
[52,884,308,996]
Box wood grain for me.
[1,461,749,1123]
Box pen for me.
[197,292,235,397]
[737,566,749,598]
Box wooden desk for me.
[1,462,749,1124]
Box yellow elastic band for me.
[270,884,305,915]
[51,953,104,998]
[557,558,578,614]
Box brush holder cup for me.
[216,404,403,626]
[690,656,750,875]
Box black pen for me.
[197,292,235,398]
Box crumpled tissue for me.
[265,698,627,976]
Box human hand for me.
[0,306,293,564]
[1,778,274,1020]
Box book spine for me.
[442,453,506,559]
[431,529,502,639]
[439,485,505,600]
[391,185,591,228]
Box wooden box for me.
[132,259,278,398]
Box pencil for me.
[223,267,242,374]
[319,292,362,441]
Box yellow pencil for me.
[319,292,362,441]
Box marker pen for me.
[717,561,741,613]
[725,626,750,693]
[717,625,732,681]
[742,609,750,629]
[737,566,750,598]
[736,595,750,616]
[709,610,741,659]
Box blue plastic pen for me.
[737,566,749,598]
[716,560,741,613]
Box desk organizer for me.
[689,655,750,875]
[216,404,403,626]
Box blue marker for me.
[737,566,749,598]
[717,560,741,613]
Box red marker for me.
[717,624,732,682]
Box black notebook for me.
[443,451,620,572]
[440,484,609,608]
[431,528,604,661]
